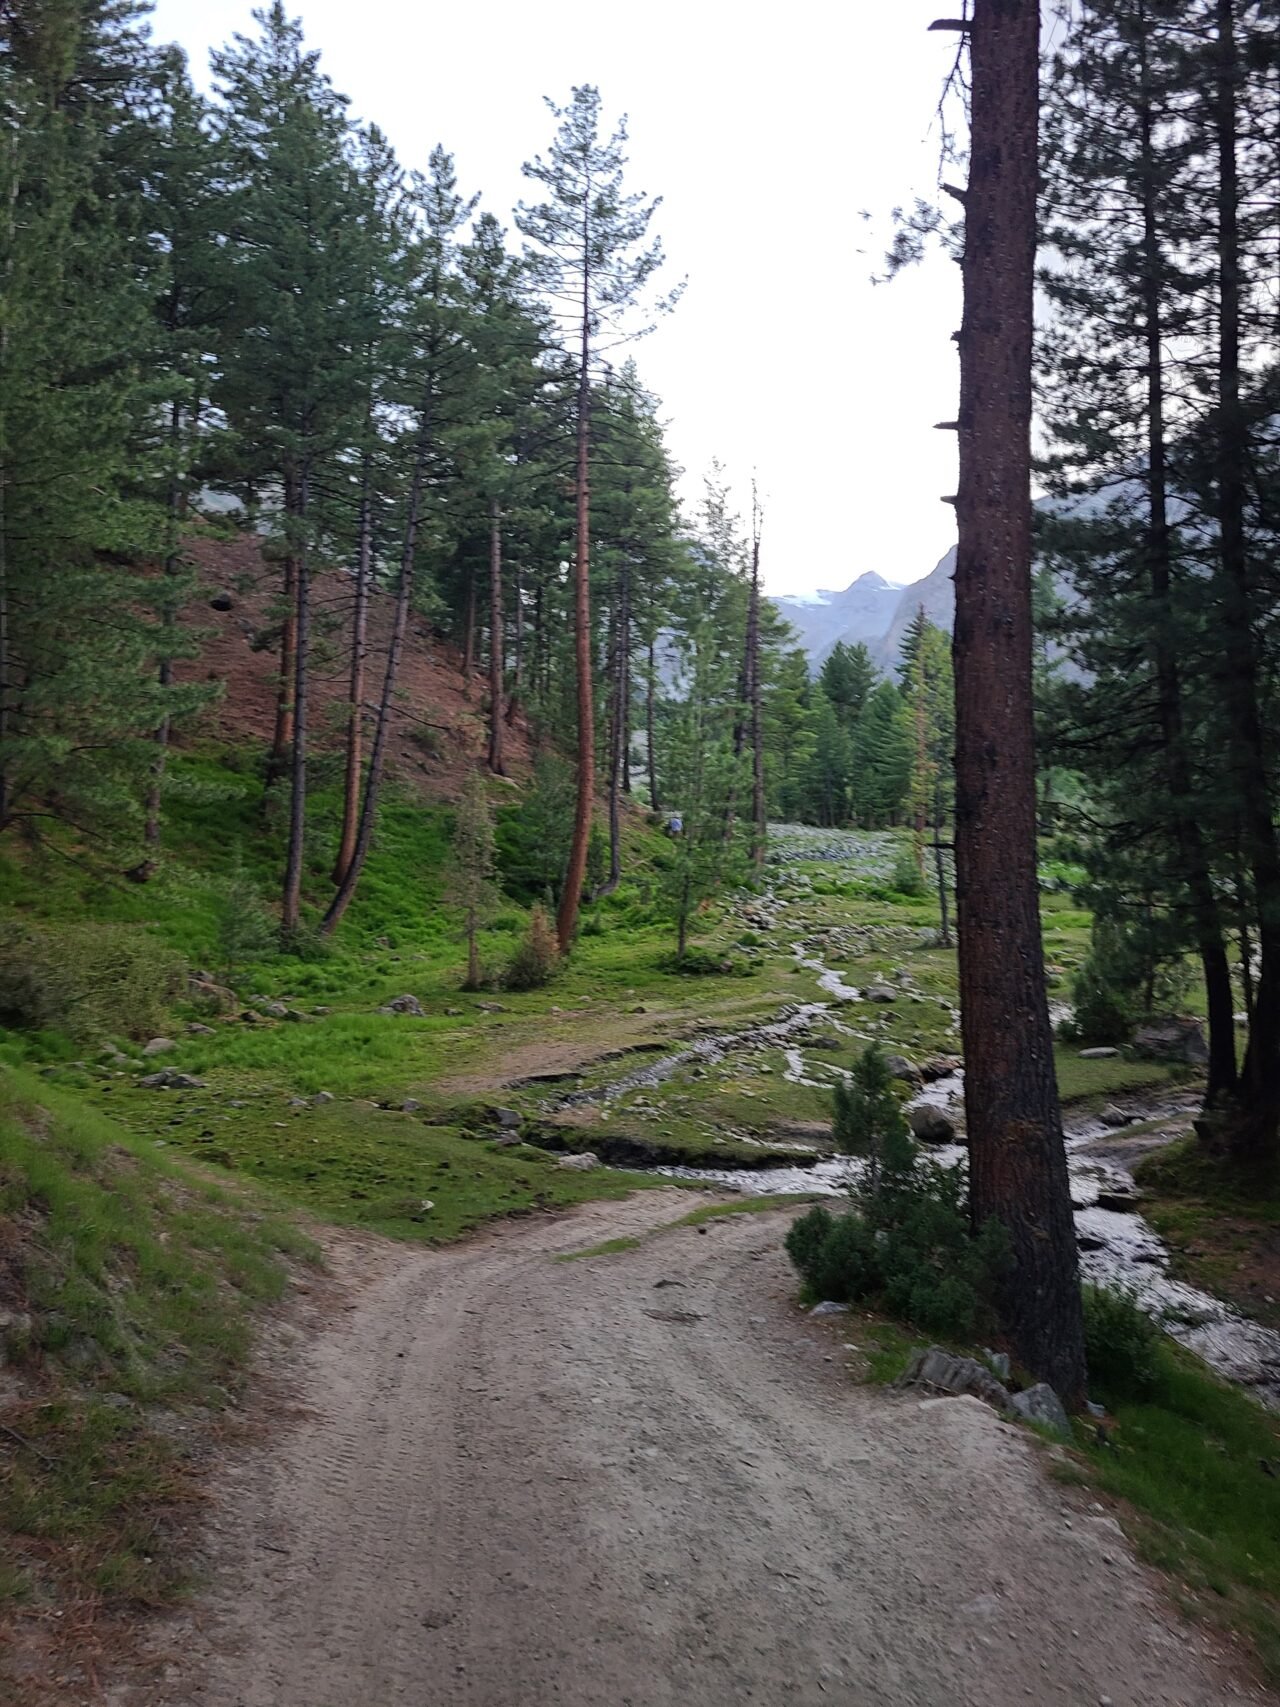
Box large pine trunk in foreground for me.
[953,0,1086,1406]
[555,326,594,952]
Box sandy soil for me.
[113,1191,1265,1707]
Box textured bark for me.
[267,469,299,788]
[462,574,476,692]
[1133,16,1237,1105]
[487,499,506,775]
[747,526,766,871]
[333,455,374,885]
[954,0,1086,1406]
[505,557,522,726]
[281,470,311,934]
[646,632,660,812]
[1212,0,1280,1160]
[556,256,595,954]
[321,387,433,936]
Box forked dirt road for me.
[122,1191,1264,1707]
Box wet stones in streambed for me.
[908,1103,956,1143]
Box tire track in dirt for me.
[115,1191,1267,1707]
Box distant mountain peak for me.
[852,570,889,589]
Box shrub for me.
[890,845,926,898]
[785,1050,1009,1340]
[1082,1283,1162,1401]
[504,904,560,991]
[0,921,185,1042]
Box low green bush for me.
[890,846,926,898]
[0,921,184,1042]
[1082,1282,1162,1401]
[785,1044,1009,1340]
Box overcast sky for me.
[150,0,967,597]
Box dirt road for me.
[129,1191,1263,1707]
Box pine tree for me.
[446,773,499,990]
[518,85,678,952]
[952,0,1085,1405]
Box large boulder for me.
[557,1152,600,1171]
[1132,1018,1208,1066]
[908,1103,956,1144]
[885,1054,923,1086]
[896,1346,1011,1410]
[1008,1382,1071,1439]
[866,984,898,1004]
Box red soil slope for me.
[177,534,532,800]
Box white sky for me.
[149,0,965,598]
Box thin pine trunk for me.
[281,469,311,934]
[953,0,1086,1407]
[747,526,766,870]
[321,387,433,935]
[267,468,298,789]
[646,633,660,812]
[487,498,506,775]
[333,453,374,885]
[620,570,632,795]
[1213,0,1280,1160]
[506,557,522,726]
[556,257,595,953]
[462,574,476,691]
[1133,13,1237,1105]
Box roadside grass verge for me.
[830,1298,1280,1685]
[0,1065,314,1612]
[1136,1137,1280,1332]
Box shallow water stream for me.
[552,870,1280,1407]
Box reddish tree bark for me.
[333,455,373,885]
[953,0,1086,1406]
[556,271,595,953]
[487,498,505,775]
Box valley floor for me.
[109,1191,1261,1707]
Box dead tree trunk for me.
[952,0,1086,1406]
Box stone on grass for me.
[1078,1046,1119,1059]
[809,1300,848,1317]
[141,1068,205,1090]
[142,1037,176,1057]
[908,1103,955,1144]
[494,1108,521,1130]
[557,1152,600,1170]
[897,1346,1011,1411]
[1132,1017,1207,1066]
[401,1099,423,1113]
[1008,1382,1072,1439]
[310,1091,334,1106]
[866,985,898,1004]
[885,1054,922,1085]
[380,993,425,1017]
[186,1022,216,1037]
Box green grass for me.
[0,1064,315,1609]
[1082,1340,1280,1682]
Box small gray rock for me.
[885,1054,922,1085]
[167,1073,206,1090]
[898,1346,1012,1410]
[1009,1382,1072,1438]
[380,993,425,1017]
[310,1091,334,1106]
[1099,1105,1132,1129]
[809,1300,848,1317]
[142,1037,176,1057]
[401,1099,423,1113]
[866,985,898,1004]
[261,1001,290,1020]
[186,1022,216,1037]
[494,1108,522,1130]
[983,1348,1011,1381]
[557,1152,600,1171]
[1078,1046,1120,1059]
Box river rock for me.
[1095,1187,1141,1214]
[908,1103,955,1143]
[557,1152,600,1170]
[380,993,425,1016]
[1133,1017,1208,1066]
[920,1055,963,1082]
[1099,1106,1132,1129]
[1078,1046,1120,1059]
[1009,1382,1072,1438]
[885,1055,922,1086]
